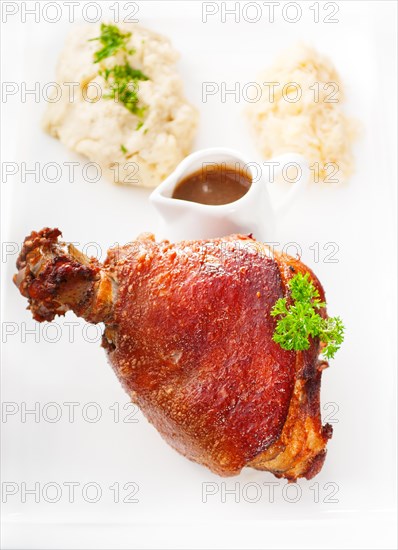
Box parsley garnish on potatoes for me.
[90,24,149,119]
[101,63,148,115]
[271,272,344,359]
[89,23,133,62]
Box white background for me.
[1,1,397,549]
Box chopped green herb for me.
[120,144,127,154]
[271,272,344,359]
[100,62,149,115]
[89,23,133,63]
[135,121,143,131]
[90,24,150,118]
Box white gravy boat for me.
[149,147,309,242]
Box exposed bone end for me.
[14,228,115,324]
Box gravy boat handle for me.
[267,153,309,216]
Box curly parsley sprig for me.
[271,272,344,359]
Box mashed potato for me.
[43,23,198,187]
[246,44,358,183]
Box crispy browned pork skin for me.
[14,228,332,480]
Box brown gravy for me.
[172,164,252,205]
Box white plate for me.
[1,2,397,549]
